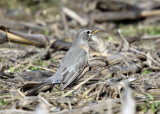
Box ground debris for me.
[0,0,160,113]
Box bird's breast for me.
[80,44,89,59]
[80,44,89,53]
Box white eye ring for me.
[85,30,91,35]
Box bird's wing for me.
[59,48,88,90]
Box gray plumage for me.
[27,29,95,95]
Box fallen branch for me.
[62,7,88,27]
[92,10,160,22]
[0,26,50,47]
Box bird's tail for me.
[26,82,50,96]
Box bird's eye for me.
[86,30,91,35]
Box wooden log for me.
[92,11,140,22]
[0,26,49,47]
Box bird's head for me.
[73,29,99,46]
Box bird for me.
[27,29,99,95]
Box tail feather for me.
[26,82,50,96]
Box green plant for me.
[143,93,160,113]
[108,35,114,41]
[0,98,7,106]
[105,75,112,79]
[44,30,50,36]
[141,70,151,74]
[57,91,64,96]
[49,58,57,63]
[9,67,14,72]
[33,61,46,67]
[29,66,42,71]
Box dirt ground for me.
[0,0,160,114]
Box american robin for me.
[27,29,99,95]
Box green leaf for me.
[29,66,41,71]
[0,98,7,105]
[10,67,14,72]
[108,35,114,41]
[49,58,57,63]
[44,30,50,35]
[146,93,154,100]
[141,70,151,74]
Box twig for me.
[38,96,52,106]
[62,7,88,27]
[89,90,99,98]
[96,83,104,100]
[17,89,26,98]
[141,35,160,40]
[29,63,56,72]
[84,84,97,95]
[146,39,160,47]
[118,29,129,51]
[67,98,72,109]
[130,48,160,66]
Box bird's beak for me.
[92,30,99,34]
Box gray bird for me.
[27,29,99,95]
